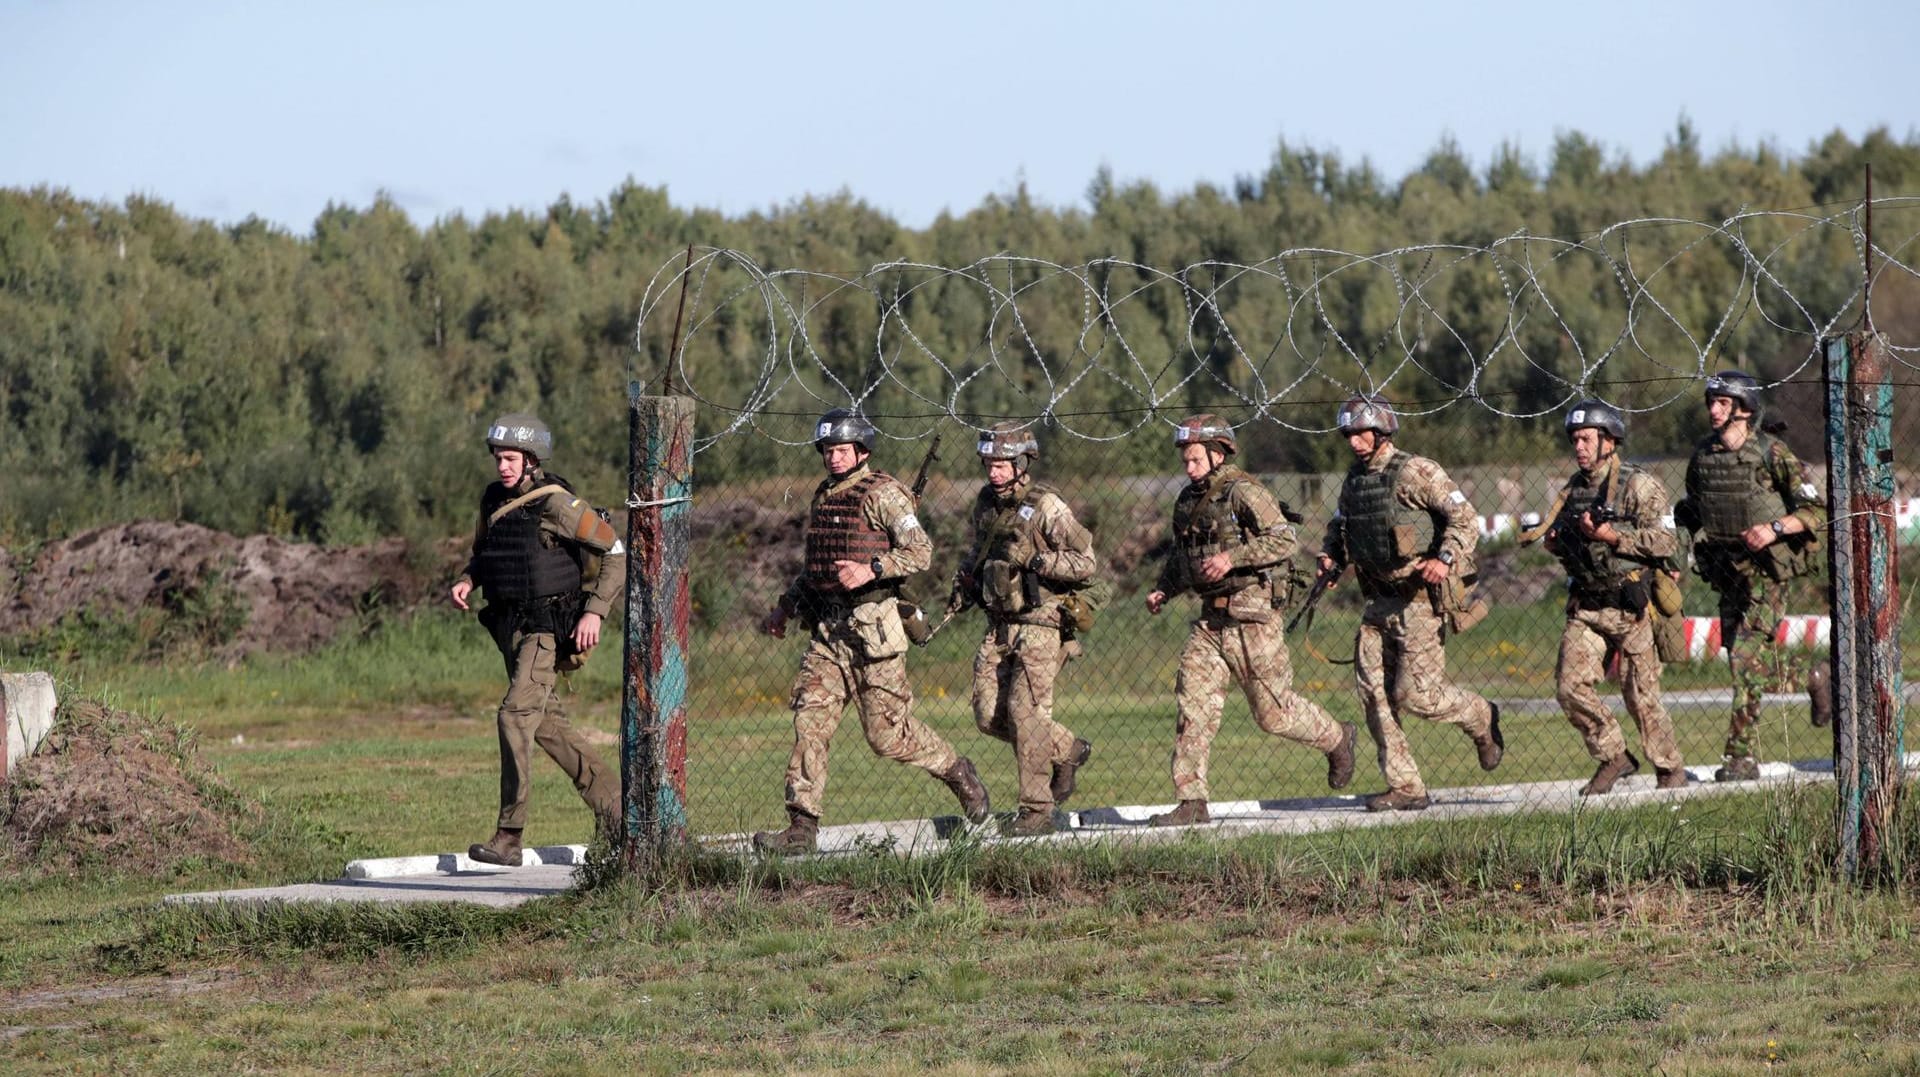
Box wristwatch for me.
[870,556,886,578]
[1436,550,1456,566]
[1770,519,1787,537]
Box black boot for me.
[941,757,991,824]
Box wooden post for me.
[1824,331,1904,879]
[621,389,693,876]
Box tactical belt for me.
[482,591,581,647]
[797,583,901,620]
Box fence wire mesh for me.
[632,203,1920,845]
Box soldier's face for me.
[986,459,1017,489]
[821,443,865,477]
[494,449,526,487]
[1181,444,1217,483]
[1707,396,1738,430]
[1569,428,1611,470]
[1345,430,1380,458]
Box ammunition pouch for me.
[849,598,910,660]
[1435,573,1489,636]
[979,559,1026,615]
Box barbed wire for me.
[632,201,1920,451]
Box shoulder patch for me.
[898,513,921,531]
[1447,490,1467,505]
[1798,482,1817,500]
[1018,505,1035,520]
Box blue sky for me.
[2,0,1913,234]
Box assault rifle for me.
[899,434,944,645]
[910,433,942,504]
[1285,561,1344,637]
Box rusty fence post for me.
[1824,331,1904,879]
[621,389,693,877]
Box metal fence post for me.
[1824,331,1904,879]
[621,389,693,876]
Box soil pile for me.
[2,697,257,875]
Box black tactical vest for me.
[472,476,584,604]
[1551,464,1631,588]
[1338,452,1433,579]
[1687,433,1789,543]
[1171,469,1272,597]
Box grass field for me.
[4,594,1916,1073]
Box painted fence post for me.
[1824,331,1904,879]
[621,389,693,876]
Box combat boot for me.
[1149,799,1211,827]
[752,808,820,856]
[1051,737,1094,805]
[1579,751,1640,797]
[941,757,992,824]
[1808,665,1833,728]
[1472,702,1505,771]
[1655,766,1688,790]
[1004,807,1056,838]
[468,827,524,866]
[1365,789,1432,813]
[1714,755,1761,783]
[1326,722,1357,790]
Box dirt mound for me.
[2,698,256,875]
[0,521,461,661]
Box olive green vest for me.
[1338,451,1434,580]
[1688,432,1788,544]
[1171,468,1275,597]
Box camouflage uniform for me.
[459,475,627,833]
[962,475,1097,814]
[776,464,959,819]
[1156,464,1345,801]
[1545,457,1682,775]
[1676,430,1828,766]
[1324,444,1496,799]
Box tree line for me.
[2,124,1915,547]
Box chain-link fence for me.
[632,204,1920,846]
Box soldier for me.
[450,413,626,866]
[954,422,1098,837]
[754,409,990,854]
[1538,400,1685,794]
[1317,396,1502,812]
[1672,371,1830,783]
[1143,414,1357,827]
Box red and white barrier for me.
[1676,615,1830,660]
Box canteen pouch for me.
[850,599,910,660]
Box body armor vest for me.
[1551,465,1630,588]
[1172,471,1271,597]
[472,476,584,604]
[1689,433,1788,543]
[971,482,1063,615]
[803,471,896,601]
[1338,452,1433,579]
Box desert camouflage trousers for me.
[1354,592,1495,797]
[1172,613,1343,801]
[782,634,959,819]
[973,622,1081,813]
[493,628,618,831]
[1556,606,1680,771]
[1718,574,1824,760]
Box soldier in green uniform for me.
[1317,396,1501,812]
[1672,371,1830,782]
[451,413,627,866]
[1538,400,1685,794]
[1144,414,1357,827]
[954,422,1098,837]
[753,409,990,855]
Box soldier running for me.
[1144,414,1357,827]
[754,409,990,854]
[1538,400,1685,794]
[1317,396,1501,812]
[954,422,1098,837]
[1672,371,1831,782]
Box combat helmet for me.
[1336,395,1399,437]
[1703,370,1762,417]
[486,413,554,461]
[977,421,1039,469]
[813,408,876,452]
[1173,413,1237,456]
[1564,399,1627,443]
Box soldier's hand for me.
[1146,590,1168,615]
[1741,521,1778,551]
[1197,552,1233,583]
[834,558,877,591]
[1578,512,1621,546]
[450,579,474,611]
[1418,557,1451,585]
[573,612,603,652]
[1316,554,1340,590]
[762,605,789,639]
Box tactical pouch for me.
[899,601,934,646]
[1651,571,1684,618]
[980,559,1025,615]
[1652,607,1689,664]
[1618,572,1651,616]
[1391,524,1420,560]
[1060,593,1096,634]
[1439,574,1490,635]
[1270,563,1313,612]
[850,599,910,660]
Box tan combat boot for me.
[1808,665,1832,728]
[941,757,992,824]
[1654,766,1688,790]
[468,827,524,866]
[1149,799,1210,827]
[1714,756,1761,783]
[1004,807,1057,838]
[752,808,820,856]
[1365,789,1432,813]
[1050,737,1094,805]
[1579,751,1640,797]
[1326,722,1357,790]
[1473,702,1505,771]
